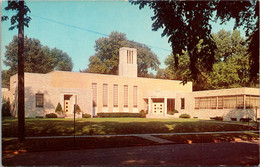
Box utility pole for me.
[18,0,25,142]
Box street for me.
[2,140,259,166]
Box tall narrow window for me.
[92,83,97,107]
[237,95,244,109]
[133,86,138,108]
[36,94,44,108]
[195,98,199,109]
[113,84,118,107]
[211,97,217,109]
[181,98,185,109]
[103,84,108,107]
[218,97,223,109]
[124,85,128,108]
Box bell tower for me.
[118,47,137,78]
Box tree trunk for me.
[18,0,25,142]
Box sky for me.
[1,1,242,72]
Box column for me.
[148,97,152,115]
[164,97,167,117]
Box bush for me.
[230,118,237,121]
[82,113,91,118]
[55,102,63,114]
[46,113,58,118]
[75,104,82,114]
[2,98,11,117]
[168,109,179,115]
[240,118,252,122]
[179,113,191,118]
[140,110,148,118]
[97,113,142,118]
[210,116,223,121]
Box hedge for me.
[210,116,223,121]
[179,113,191,118]
[82,113,91,118]
[97,112,142,118]
[46,113,58,118]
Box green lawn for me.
[2,117,256,137]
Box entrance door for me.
[64,100,71,113]
[64,95,73,113]
[152,102,164,114]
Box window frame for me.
[181,98,185,109]
[35,93,44,108]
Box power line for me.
[29,14,172,52]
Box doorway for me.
[64,95,73,113]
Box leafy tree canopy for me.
[131,0,259,82]
[81,31,160,77]
[161,29,256,90]
[3,35,73,87]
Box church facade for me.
[2,47,259,120]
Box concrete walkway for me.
[137,135,174,144]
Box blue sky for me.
[1,1,241,72]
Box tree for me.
[2,0,31,142]
[163,29,254,90]
[82,31,160,77]
[43,47,73,71]
[3,36,73,87]
[131,0,259,83]
[210,30,251,89]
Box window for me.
[103,84,108,107]
[210,97,217,109]
[113,84,118,107]
[246,95,260,109]
[195,98,199,109]
[237,95,244,109]
[92,83,97,107]
[223,96,236,109]
[124,85,128,108]
[218,97,223,109]
[199,97,210,109]
[36,94,44,107]
[133,86,138,108]
[127,50,133,64]
[181,98,185,109]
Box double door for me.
[152,102,164,114]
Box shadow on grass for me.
[2,117,257,137]
[155,132,259,144]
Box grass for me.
[2,117,258,153]
[2,136,156,153]
[2,117,257,137]
[155,132,259,144]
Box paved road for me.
[2,140,259,166]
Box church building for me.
[2,47,259,120]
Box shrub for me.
[82,113,91,118]
[240,118,251,122]
[2,98,11,117]
[55,102,63,114]
[46,113,58,118]
[140,110,148,118]
[210,116,223,121]
[75,104,81,114]
[97,113,142,118]
[230,118,237,121]
[179,113,191,118]
[168,109,179,115]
